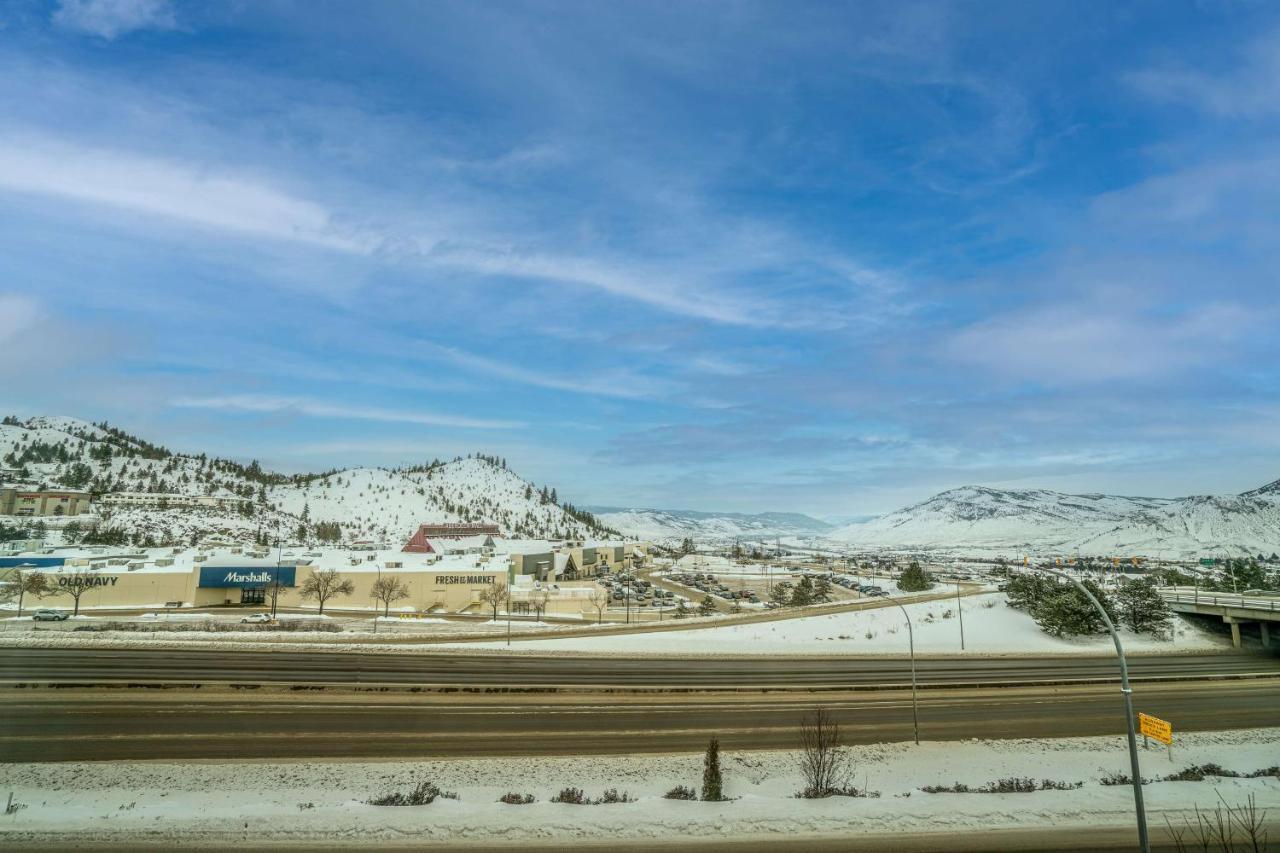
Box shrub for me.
[498,793,535,805]
[598,788,634,804]
[367,781,456,806]
[1161,764,1239,782]
[552,787,586,804]
[663,785,697,800]
[796,784,878,799]
[920,777,1082,794]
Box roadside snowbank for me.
[2,729,1275,847]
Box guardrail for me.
[1158,589,1279,612]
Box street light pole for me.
[890,598,920,745]
[1028,566,1150,853]
[271,522,282,620]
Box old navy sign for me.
[58,575,118,587]
[198,566,297,588]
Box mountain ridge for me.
[1,415,621,546]
[831,480,1280,557]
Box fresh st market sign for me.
[198,566,297,588]
[434,574,497,585]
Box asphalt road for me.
[2,679,1276,761]
[2,647,1277,688]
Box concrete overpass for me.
[1160,587,1279,648]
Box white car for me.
[240,613,274,624]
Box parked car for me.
[31,608,68,622]
[241,613,274,624]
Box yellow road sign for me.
[1138,713,1172,745]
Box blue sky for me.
[2,0,1278,517]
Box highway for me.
[3,647,1278,688]
[1,647,1277,762]
[2,679,1277,761]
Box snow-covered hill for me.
[590,506,832,545]
[830,482,1280,558]
[1,416,619,547]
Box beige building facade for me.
[0,488,92,518]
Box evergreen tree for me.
[1034,579,1116,638]
[701,738,723,801]
[1114,577,1172,637]
[62,520,83,544]
[789,576,815,606]
[1002,573,1053,611]
[897,561,935,592]
[697,595,717,616]
[813,576,833,603]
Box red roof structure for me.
[402,523,503,553]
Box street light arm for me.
[1023,565,1149,853]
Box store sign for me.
[1138,713,1172,745]
[58,575,118,587]
[434,574,497,585]
[198,566,297,588]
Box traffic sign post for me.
[1139,713,1173,763]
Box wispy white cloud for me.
[419,343,678,401]
[0,134,373,253]
[171,394,524,430]
[53,0,175,39]
[944,302,1259,384]
[1126,30,1280,117]
[0,293,41,343]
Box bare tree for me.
[1165,792,1269,853]
[52,573,100,617]
[530,589,550,623]
[798,707,854,798]
[587,588,609,624]
[298,568,355,615]
[0,568,49,617]
[478,581,507,621]
[370,575,410,617]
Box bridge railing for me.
[1157,587,1279,612]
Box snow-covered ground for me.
[2,729,1276,847]
[455,593,1229,655]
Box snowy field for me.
[458,592,1230,656]
[2,729,1276,847]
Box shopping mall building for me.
[1,539,649,617]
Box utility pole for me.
[890,598,920,745]
[1028,566,1149,853]
[956,579,965,651]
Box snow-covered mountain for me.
[1,416,620,546]
[830,482,1280,558]
[589,506,832,545]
